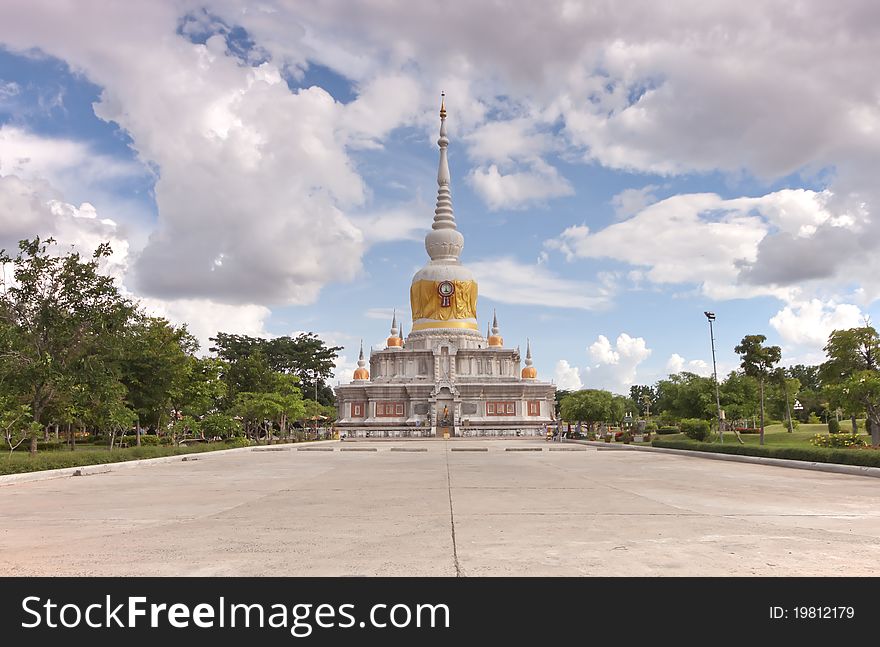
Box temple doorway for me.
[435,387,454,437]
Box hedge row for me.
[0,440,254,476]
[651,438,880,468]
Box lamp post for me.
[704,311,724,444]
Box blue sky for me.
[2,1,879,393]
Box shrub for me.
[680,418,710,442]
[807,412,821,424]
[224,437,253,448]
[734,427,760,434]
[36,440,63,451]
[652,438,880,468]
[619,430,633,444]
[810,433,867,449]
[828,418,840,434]
[656,426,679,435]
[645,421,658,431]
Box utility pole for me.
[705,311,744,444]
[704,311,724,444]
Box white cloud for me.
[141,298,272,353]
[582,333,652,393]
[554,359,582,390]
[464,117,554,166]
[470,256,612,310]
[769,299,865,351]
[0,174,130,280]
[5,0,880,344]
[349,203,426,245]
[0,172,271,355]
[666,353,711,377]
[611,184,658,219]
[0,126,146,194]
[469,160,573,210]
[365,307,410,322]
[0,81,20,99]
[547,189,848,301]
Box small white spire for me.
[357,340,365,366]
[390,309,399,337]
[525,339,533,366]
[492,309,499,336]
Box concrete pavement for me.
[1,439,878,576]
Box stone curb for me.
[562,439,880,479]
[0,440,340,487]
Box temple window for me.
[487,401,515,416]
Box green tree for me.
[734,334,782,445]
[0,238,134,434]
[630,385,657,418]
[1,398,40,455]
[233,392,283,444]
[167,414,200,447]
[223,349,276,405]
[786,364,821,391]
[200,412,242,440]
[655,372,715,421]
[119,316,198,437]
[209,332,342,406]
[767,370,800,433]
[719,371,759,423]
[821,327,880,445]
[179,357,228,418]
[560,390,614,434]
[274,373,305,440]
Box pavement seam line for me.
[444,442,462,577]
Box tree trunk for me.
[783,381,793,433]
[29,435,37,455]
[759,378,765,446]
[866,408,880,446]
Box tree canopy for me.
[0,237,342,452]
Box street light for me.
[704,311,724,444]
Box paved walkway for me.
[1,440,878,575]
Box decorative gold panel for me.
[410,279,478,322]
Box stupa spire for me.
[387,309,403,348]
[522,338,537,379]
[353,339,370,380]
[424,92,464,262]
[488,308,503,347]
